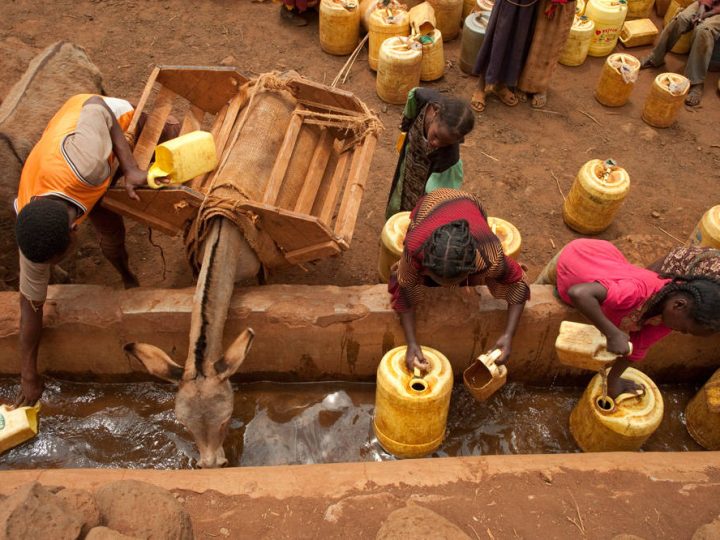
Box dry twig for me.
[468,524,482,540]
[481,150,499,162]
[655,225,684,244]
[551,170,565,200]
[577,109,602,126]
[531,108,563,115]
[565,491,586,536]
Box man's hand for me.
[405,343,429,374]
[14,374,43,408]
[123,167,147,201]
[492,333,513,365]
[606,330,631,356]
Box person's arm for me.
[85,96,147,201]
[566,282,631,355]
[493,302,525,365]
[399,309,428,373]
[606,357,643,399]
[16,295,44,407]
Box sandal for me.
[471,87,486,113]
[685,84,703,107]
[494,85,518,107]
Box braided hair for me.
[419,219,478,280]
[642,274,720,332]
[434,94,475,140]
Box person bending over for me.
[13,94,149,407]
[388,189,530,372]
[551,239,720,398]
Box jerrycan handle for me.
[594,338,633,360]
[146,164,171,190]
[477,349,502,377]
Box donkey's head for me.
[124,328,254,468]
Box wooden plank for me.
[102,186,204,236]
[214,90,247,169]
[155,66,248,113]
[285,241,342,265]
[334,134,377,244]
[238,201,335,253]
[188,102,230,192]
[318,146,351,225]
[133,85,176,170]
[126,66,160,142]
[179,105,205,136]
[262,112,304,205]
[287,78,365,114]
[294,129,332,215]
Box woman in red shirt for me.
[551,239,720,398]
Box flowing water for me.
[0,379,703,469]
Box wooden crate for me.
[103,66,379,265]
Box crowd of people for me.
[9,0,720,410]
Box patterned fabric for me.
[400,107,432,212]
[389,189,530,312]
[659,246,720,279]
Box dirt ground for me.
[177,467,720,539]
[1,0,719,291]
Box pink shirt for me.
[556,239,672,361]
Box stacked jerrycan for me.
[374,346,454,458]
[685,368,720,450]
[376,37,423,104]
[555,322,664,452]
[427,0,464,40]
[368,2,410,70]
[560,16,596,66]
[459,10,490,74]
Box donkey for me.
[124,218,260,468]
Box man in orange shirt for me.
[14,94,149,406]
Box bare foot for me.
[685,84,703,107]
[493,85,518,107]
[471,86,486,113]
[531,92,547,109]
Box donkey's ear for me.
[124,343,183,382]
[214,328,255,381]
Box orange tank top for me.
[16,94,134,223]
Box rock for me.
[639,126,658,142]
[651,211,661,219]
[219,55,237,66]
[56,488,101,537]
[692,516,720,540]
[95,480,193,540]
[540,470,553,484]
[86,527,140,540]
[0,482,83,540]
[376,503,471,540]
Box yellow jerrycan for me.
[642,73,690,128]
[376,37,423,104]
[619,18,658,47]
[463,349,507,402]
[595,53,640,107]
[576,0,587,14]
[625,0,654,19]
[0,404,40,454]
[463,0,476,17]
[419,29,445,82]
[368,3,410,71]
[685,367,720,450]
[427,0,464,41]
[586,0,629,57]
[563,159,631,234]
[560,16,595,67]
[688,206,720,248]
[146,130,218,189]
[378,211,411,283]
[409,1,437,35]
[374,346,454,458]
[570,367,664,451]
[555,321,631,372]
[319,0,361,56]
[487,216,522,260]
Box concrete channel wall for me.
[0,284,718,384]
